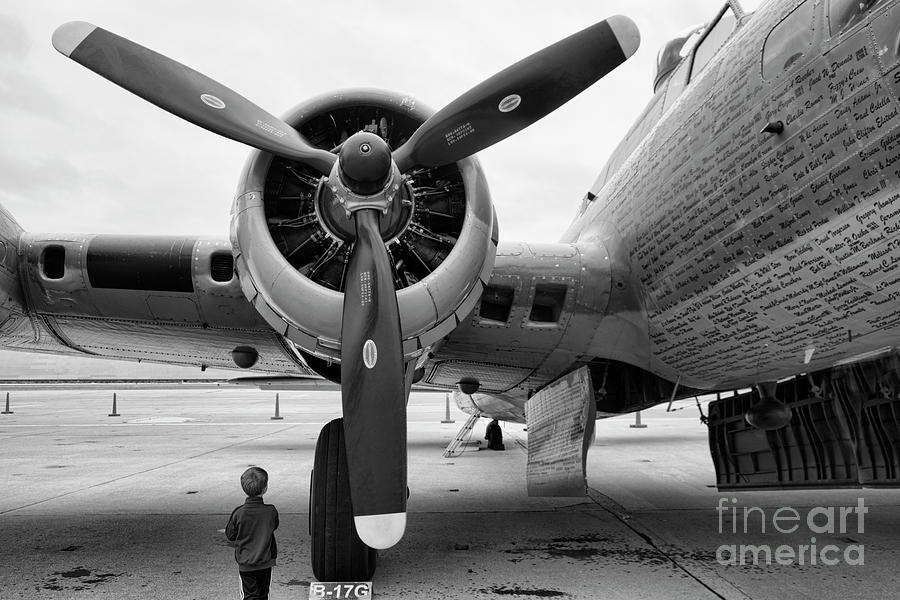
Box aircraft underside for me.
[708,349,900,490]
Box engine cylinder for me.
[231,89,497,362]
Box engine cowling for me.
[231,89,497,368]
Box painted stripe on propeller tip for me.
[354,512,406,549]
[52,21,97,57]
[606,15,641,59]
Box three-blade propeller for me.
[52,16,640,549]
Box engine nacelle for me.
[231,89,497,366]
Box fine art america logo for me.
[715,497,867,566]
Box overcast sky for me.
[0,0,765,243]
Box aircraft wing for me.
[0,375,336,392]
[0,233,320,377]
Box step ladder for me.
[442,413,481,458]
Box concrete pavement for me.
[0,389,898,599]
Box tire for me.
[310,418,377,581]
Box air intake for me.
[210,252,234,282]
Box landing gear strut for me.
[310,418,377,581]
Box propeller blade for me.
[393,15,640,172]
[340,209,407,549]
[52,21,336,174]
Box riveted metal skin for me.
[14,233,309,373]
[558,1,900,392]
[429,240,613,407]
[0,205,29,349]
[231,89,496,363]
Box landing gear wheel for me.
[310,418,377,581]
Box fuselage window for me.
[691,7,738,79]
[762,1,815,80]
[828,0,889,35]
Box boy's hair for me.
[240,467,268,497]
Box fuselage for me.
[563,0,900,389]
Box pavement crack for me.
[0,424,301,515]
[586,486,751,600]
[0,428,60,441]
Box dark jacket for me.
[226,496,279,571]
[485,420,505,450]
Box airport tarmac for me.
[1,389,898,599]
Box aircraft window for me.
[210,252,234,282]
[828,0,888,34]
[42,245,65,279]
[654,24,706,92]
[528,283,567,323]
[762,1,815,80]
[691,7,738,79]
[479,285,514,323]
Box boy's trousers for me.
[238,567,271,600]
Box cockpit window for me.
[762,0,815,80]
[828,0,889,35]
[691,7,738,79]
[654,24,706,93]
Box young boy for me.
[226,467,279,600]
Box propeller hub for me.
[318,144,414,244]
[339,132,392,195]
